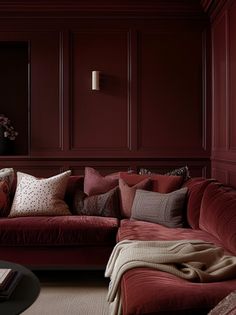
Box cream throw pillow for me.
[9,170,71,217]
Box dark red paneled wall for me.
[0,1,210,177]
[211,0,236,187]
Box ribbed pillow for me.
[9,171,71,217]
[131,187,188,228]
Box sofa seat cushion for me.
[0,216,119,246]
[121,267,236,315]
[118,219,225,249]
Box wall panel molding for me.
[69,29,130,153]
[137,26,209,155]
[0,156,210,178]
[30,31,63,154]
[211,0,236,187]
[0,1,205,19]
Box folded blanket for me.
[105,239,236,315]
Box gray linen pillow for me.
[131,187,188,228]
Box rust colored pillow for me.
[0,180,10,217]
[73,186,120,218]
[84,167,119,196]
[119,172,183,193]
[119,178,151,218]
[199,182,236,255]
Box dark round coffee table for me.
[0,261,40,315]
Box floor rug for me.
[22,270,109,315]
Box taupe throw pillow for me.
[131,187,188,228]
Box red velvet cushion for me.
[119,172,183,193]
[184,178,216,229]
[0,180,10,217]
[121,267,236,315]
[64,175,84,212]
[199,182,236,255]
[118,219,223,247]
[84,167,119,196]
[0,216,119,246]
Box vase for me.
[0,126,14,155]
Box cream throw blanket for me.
[105,240,236,315]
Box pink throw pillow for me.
[84,167,119,196]
[119,178,151,218]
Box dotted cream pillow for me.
[9,171,71,217]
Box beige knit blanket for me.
[105,240,236,315]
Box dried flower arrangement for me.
[0,114,18,140]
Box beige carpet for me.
[22,270,109,315]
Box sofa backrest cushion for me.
[199,182,236,255]
[184,178,216,229]
[119,172,183,193]
[65,175,84,211]
[0,180,11,217]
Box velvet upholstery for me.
[119,172,183,193]
[117,219,224,249]
[199,182,236,255]
[0,172,235,315]
[184,177,215,229]
[118,219,236,314]
[0,216,119,246]
[64,175,84,213]
[0,180,10,217]
[121,268,236,315]
[0,246,113,269]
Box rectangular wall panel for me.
[30,32,62,153]
[229,1,236,151]
[70,30,130,153]
[138,28,206,154]
[212,12,227,151]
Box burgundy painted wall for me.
[211,0,236,187]
[0,1,210,178]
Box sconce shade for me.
[92,71,100,90]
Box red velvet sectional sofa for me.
[0,168,236,314]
